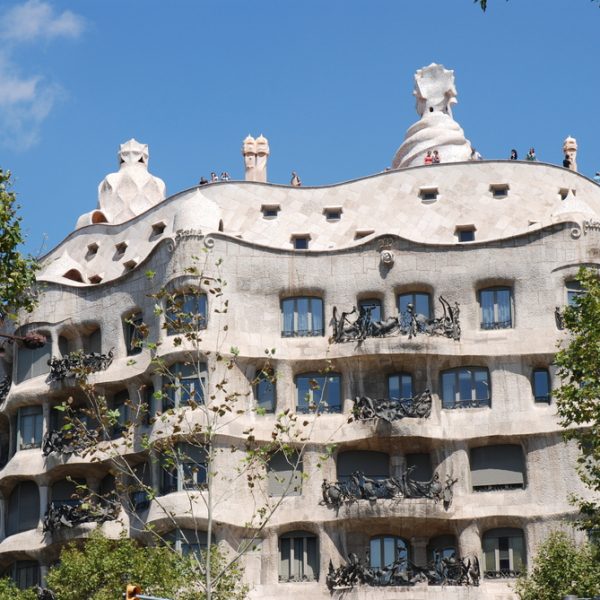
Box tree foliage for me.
[0,578,36,600]
[514,530,600,600]
[0,169,39,320]
[45,530,247,600]
[554,267,600,530]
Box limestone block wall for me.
[0,161,598,598]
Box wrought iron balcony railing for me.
[48,350,113,382]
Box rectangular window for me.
[267,452,302,496]
[279,533,318,582]
[490,184,510,198]
[18,406,43,450]
[483,529,525,578]
[296,373,341,414]
[566,280,584,306]
[456,227,476,242]
[532,368,551,403]
[13,562,40,590]
[470,445,525,491]
[480,287,513,329]
[398,292,431,319]
[292,236,310,250]
[281,297,324,337]
[15,332,51,384]
[166,292,208,335]
[388,373,413,399]
[441,367,490,409]
[359,298,382,322]
[255,368,276,413]
[124,312,144,356]
[163,362,206,410]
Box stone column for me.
[0,493,6,540]
[458,521,481,560]
[38,484,49,528]
[40,564,49,586]
[8,415,15,458]
[411,536,429,567]
[151,372,163,416]
[42,400,51,437]
[276,362,294,412]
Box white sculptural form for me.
[75,139,166,229]
[563,136,577,172]
[392,64,473,169]
[242,134,269,182]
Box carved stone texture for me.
[321,469,456,509]
[563,135,578,172]
[326,552,479,591]
[76,138,166,229]
[0,375,11,405]
[47,350,114,383]
[331,296,460,343]
[392,63,473,169]
[43,501,118,533]
[351,391,432,422]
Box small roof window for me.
[115,241,128,256]
[151,221,166,238]
[261,204,281,218]
[490,184,510,198]
[86,243,99,260]
[419,187,439,203]
[354,229,374,240]
[291,234,310,250]
[123,258,138,272]
[89,274,103,284]
[456,225,476,243]
[323,206,343,221]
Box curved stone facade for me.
[0,159,598,599]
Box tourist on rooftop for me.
[210,172,219,183]
[199,176,208,185]
[563,154,571,169]
[510,149,518,160]
[470,147,482,160]
[424,151,433,165]
[525,148,537,161]
[432,150,441,164]
[220,171,230,181]
[291,171,302,187]
[593,172,600,184]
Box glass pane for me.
[306,536,318,580]
[282,299,294,335]
[458,369,472,401]
[256,377,276,412]
[442,372,456,407]
[293,537,303,579]
[474,370,490,401]
[388,374,413,399]
[497,289,512,326]
[414,293,430,318]
[321,375,341,412]
[480,290,495,327]
[398,294,411,315]
[370,538,382,569]
[383,537,396,567]
[310,298,323,335]
[296,376,312,412]
[360,300,381,322]
[533,370,550,401]
[482,536,496,571]
[511,535,525,571]
[297,298,309,334]
[279,538,290,580]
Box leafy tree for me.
[515,530,600,600]
[46,530,247,600]
[554,267,600,530]
[0,169,39,320]
[0,578,36,600]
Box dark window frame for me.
[441,367,491,409]
[532,368,551,403]
[295,372,342,414]
[278,530,319,582]
[281,297,324,338]
[166,290,208,335]
[479,286,513,330]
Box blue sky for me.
[2,0,600,255]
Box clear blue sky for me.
[1,0,599,255]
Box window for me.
[354,229,374,240]
[359,298,382,322]
[427,535,458,562]
[482,528,525,578]
[324,207,342,221]
[470,445,525,491]
[166,528,208,560]
[296,373,341,414]
[566,280,585,306]
[129,462,152,511]
[292,235,310,250]
[82,327,102,354]
[281,297,324,337]
[7,481,39,536]
[559,187,569,200]
[51,478,84,508]
[490,184,509,198]
[124,312,144,356]
[10,561,40,589]
[532,368,551,403]
[441,367,490,408]
[255,368,276,413]
[163,362,207,410]
[86,242,99,258]
[337,451,389,483]
[123,259,138,271]
[115,241,128,256]
[15,329,51,383]
[17,406,43,450]
[456,227,476,242]
[388,373,413,399]
[419,187,439,202]
[161,442,207,494]
[267,451,302,496]
[111,390,129,439]
[479,287,513,329]
[406,453,432,481]
[279,531,319,582]
[151,221,166,237]
[398,292,431,320]
[261,204,280,218]
[166,291,208,334]
[370,536,409,570]
[89,274,103,284]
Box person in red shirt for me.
[424,151,433,165]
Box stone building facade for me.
[0,65,598,599]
